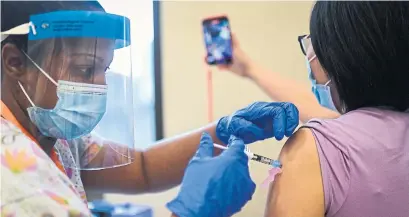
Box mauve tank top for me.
[302,107,409,217]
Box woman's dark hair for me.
[310,2,409,112]
[1,1,104,50]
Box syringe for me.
[213,144,282,168]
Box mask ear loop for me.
[308,55,331,86]
[17,51,59,108]
[18,82,35,107]
[21,51,58,86]
[308,54,317,63]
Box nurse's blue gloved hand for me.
[216,102,299,144]
[166,133,255,217]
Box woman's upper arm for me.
[264,128,325,217]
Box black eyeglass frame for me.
[297,34,310,56]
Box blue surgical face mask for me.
[306,58,337,111]
[20,52,108,140]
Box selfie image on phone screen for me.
[202,16,232,65]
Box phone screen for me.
[202,16,232,65]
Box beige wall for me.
[106,1,313,216]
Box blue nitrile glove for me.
[166,133,255,217]
[216,102,299,144]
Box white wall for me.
[106,1,313,216]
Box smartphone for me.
[202,15,233,65]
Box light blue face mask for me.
[306,59,337,111]
[19,53,108,140]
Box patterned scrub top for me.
[1,115,105,216]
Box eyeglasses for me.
[297,34,311,56]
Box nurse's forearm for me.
[248,62,340,122]
[141,122,224,193]
[82,123,224,194]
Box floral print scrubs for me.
[0,98,110,217]
[0,117,95,216]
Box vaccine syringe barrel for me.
[213,143,281,168]
[251,153,282,168]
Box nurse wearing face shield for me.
[1,1,300,216]
[16,14,134,172]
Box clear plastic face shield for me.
[1,11,135,170]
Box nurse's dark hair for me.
[1,0,104,51]
[310,2,409,112]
